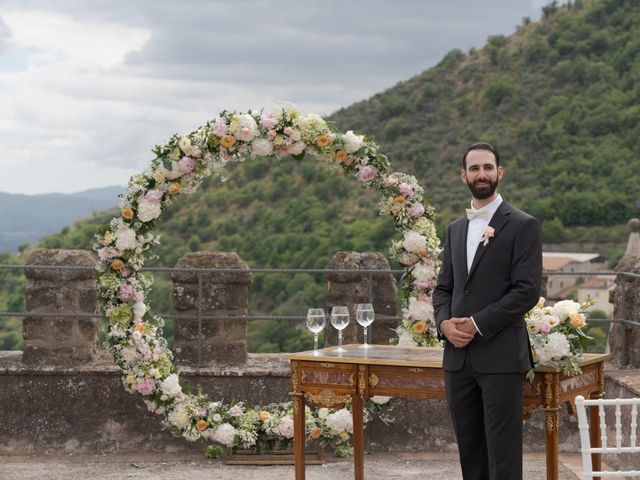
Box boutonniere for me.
[480,226,495,247]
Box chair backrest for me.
[575,395,640,479]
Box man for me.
[433,142,542,480]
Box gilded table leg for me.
[352,391,364,480]
[292,362,306,480]
[544,373,560,480]
[544,409,560,480]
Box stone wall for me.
[1,248,639,457]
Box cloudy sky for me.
[0,0,552,195]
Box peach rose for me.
[335,150,348,162]
[412,321,427,334]
[569,313,587,328]
[220,135,237,149]
[111,259,125,270]
[134,323,145,334]
[311,426,322,439]
[168,183,181,195]
[121,207,134,220]
[316,135,331,148]
[259,411,271,421]
[195,419,208,431]
[394,195,406,205]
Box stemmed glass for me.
[306,308,326,355]
[355,303,375,348]
[330,306,350,352]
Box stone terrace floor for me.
[1,452,616,480]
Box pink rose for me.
[98,247,110,261]
[358,165,377,183]
[283,126,293,135]
[213,117,228,137]
[409,203,425,218]
[260,116,278,129]
[399,183,414,196]
[136,378,156,396]
[118,284,137,302]
[267,130,277,141]
[145,190,163,202]
[178,156,196,173]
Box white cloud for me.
[0,1,548,194]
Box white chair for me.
[575,395,640,479]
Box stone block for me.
[24,249,97,281]
[324,252,397,347]
[172,252,252,285]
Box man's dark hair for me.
[462,142,501,169]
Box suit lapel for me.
[455,219,469,283]
[465,201,512,285]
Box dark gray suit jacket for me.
[433,201,542,373]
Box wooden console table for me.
[289,344,608,480]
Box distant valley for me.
[0,186,123,252]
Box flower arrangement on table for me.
[94,103,438,457]
[525,297,595,377]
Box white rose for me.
[551,300,581,322]
[230,114,258,142]
[178,137,192,155]
[370,396,392,405]
[159,374,182,398]
[412,262,435,282]
[342,130,364,154]
[133,302,147,320]
[289,141,306,156]
[137,199,162,223]
[276,416,295,439]
[212,423,237,447]
[318,408,329,419]
[406,297,434,322]
[115,226,138,252]
[290,129,302,141]
[169,404,190,429]
[397,329,416,346]
[403,231,427,254]
[251,138,273,156]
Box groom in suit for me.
[433,142,542,480]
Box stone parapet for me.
[22,249,98,366]
[172,252,251,366]
[608,255,640,368]
[324,252,397,347]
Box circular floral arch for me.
[95,104,442,452]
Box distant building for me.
[578,275,615,318]
[544,252,608,299]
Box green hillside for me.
[4,0,637,352]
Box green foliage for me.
[0,252,25,350]
[2,0,634,353]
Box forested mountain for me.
[3,0,638,351]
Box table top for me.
[288,344,609,370]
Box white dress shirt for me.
[466,194,503,272]
[466,194,502,336]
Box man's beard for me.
[466,177,499,200]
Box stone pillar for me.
[608,219,640,367]
[23,249,98,366]
[324,252,397,346]
[172,252,251,366]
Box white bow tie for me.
[466,208,490,220]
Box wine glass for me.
[330,306,350,352]
[306,308,326,355]
[355,303,375,348]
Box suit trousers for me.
[445,350,524,480]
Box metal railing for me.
[1,264,639,364]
